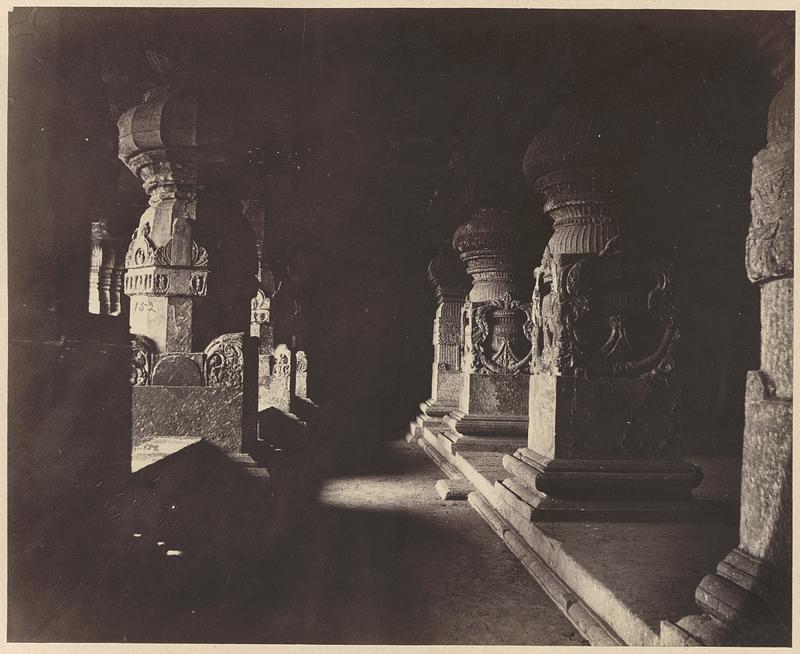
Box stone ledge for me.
[417,436,462,480]
[468,491,621,646]
[409,432,740,646]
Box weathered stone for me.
[746,79,793,284]
[260,343,293,413]
[295,350,308,399]
[443,208,533,450]
[434,479,473,500]
[119,82,256,468]
[504,106,699,512]
[150,353,204,386]
[528,375,679,461]
[421,245,467,417]
[132,386,245,456]
[682,19,793,647]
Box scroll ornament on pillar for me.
[444,208,534,445]
[524,108,680,415]
[453,209,534,377]
[498,108,701,508]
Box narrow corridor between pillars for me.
[293,440,586,645]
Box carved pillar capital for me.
[452,208,532,377]
[501,106,698,509]
[452,208,520,302]
[523,109,630,259]
[119,83,233,352]
[427,245,469,304]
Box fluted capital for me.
[117,84,233,187]
[523,109,629,186]
[452,208,517,254]
[427,244,468,301]
[452,208,521,302]
[523,108,630,257]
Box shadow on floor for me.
[8,440,583,645]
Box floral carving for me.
[531,237,678,380]
[125,223,157,269]
[250,288,271,325]
[204,333,244,388]
[130,334,156,386]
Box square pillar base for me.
[419,398,457,419]
[497,448,710,523]
[507,448,702,500]
[132,385,246,468]
[693,548,791,646]
[442,371,529,452]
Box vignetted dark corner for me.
[6,6,792,647]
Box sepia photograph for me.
[5,3,794,648]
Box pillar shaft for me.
[500,107,701,516]
[420,246,468,419]
[444,209,533,449]
[119,83,257,464]
[690,19,793,644]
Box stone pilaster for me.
[497,108,702,521]
[119,83,257,466]
[443,208,534,452]
[682,17,793,646]
[295,350,309,400]
[252,263,307,415]
[419,245,469,420]
[89,221,123,317]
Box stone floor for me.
[9,439,585,645]
[411,424,743,645]
[306,439,586,645]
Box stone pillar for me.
[674,18,793,647]
[497,109,702,520]
[119,84,257,467]
[253,264,300,415]
[262,343,293,414]
[443,208,533,452]
[419,245,469,422]
[89,222,117,316]
[295,350,309,400]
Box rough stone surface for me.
[739,375,792,570]
[259,344,293,413]
[434,478,473,500]
[689,63,794,645]
[528,374,678,460]
[132,386,244,455]
[459,372,529,417]
[760,278,793,399]
[415,412,745,645]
